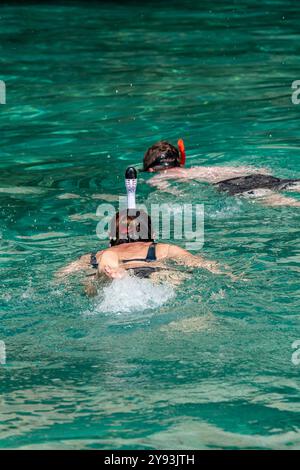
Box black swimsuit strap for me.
[122,242,157,264]
[91,243,157,269]
[145,242,157,262]
[90,253,98,269]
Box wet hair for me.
[143,141,180,171]
[109,209,154,246]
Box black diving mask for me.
[144,153,180,172]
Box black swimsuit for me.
[90,243,159,279]
[215,174,300,196]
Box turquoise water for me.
[1,0,300,450]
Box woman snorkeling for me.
[143,140,300,206]
[58,208,237,291]
[57,166,239,294]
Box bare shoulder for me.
[155,243,169,259]
[156,243,189,259]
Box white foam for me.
[209,199,244,219]
[92,275,175,314]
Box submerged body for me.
[215,174,300,196]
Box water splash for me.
[92,275,175,314]
[208,198,245,219]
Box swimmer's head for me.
[109,209,154,246]
[143,140,185,172]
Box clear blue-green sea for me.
[1,0,300,450]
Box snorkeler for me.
[58,207,236,286]
[58,167,237,288]
[143,140,300,206]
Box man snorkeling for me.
[143,140,300,206]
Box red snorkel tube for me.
[177,138,186,166]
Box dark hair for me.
[109,209,154,246]
[143,141,180,171]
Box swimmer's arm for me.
[148,176,183,196]
[167,245,237,280]
[147,168,190,194]
[148,176,171,188]
[56,254,91,278]
[99,250,127,279]
[148,167,270,187]
[148,174,177,187]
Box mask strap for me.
[177,138,186,166]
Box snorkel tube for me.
[125,166,137,209]
[109,167,138,247]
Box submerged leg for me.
[285,182,300,193]
[257,191,300,207]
